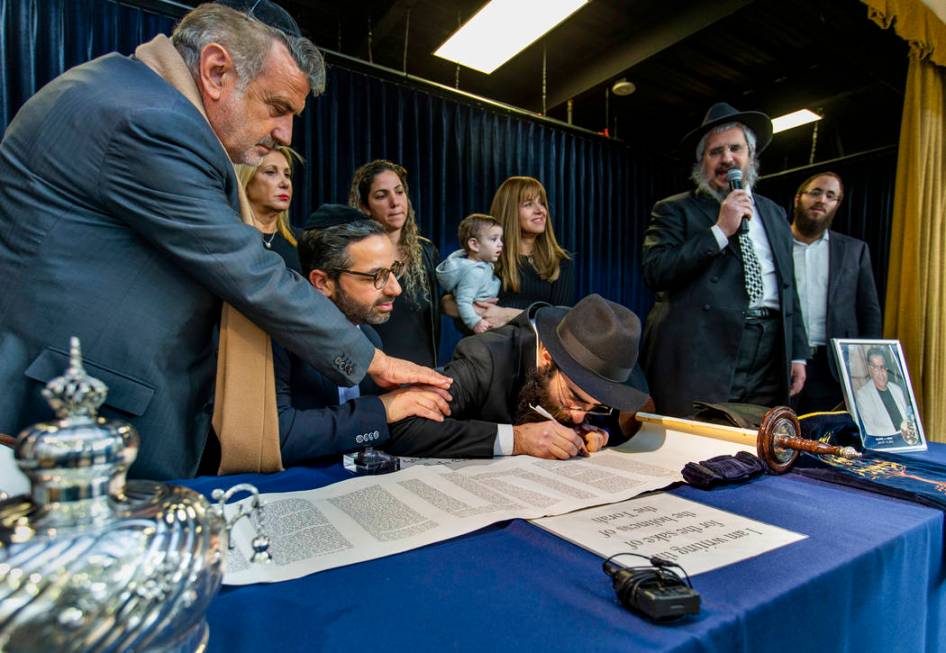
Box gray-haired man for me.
[0,2,447,480]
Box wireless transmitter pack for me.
[602,553,701,622]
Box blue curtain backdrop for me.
[295,64,665,357]
[0,0,895,361]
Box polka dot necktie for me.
[739,230,765,306]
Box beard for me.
[513,364,580,427]
[689,158,760,202]
[793,204,836,238]
[333,287,397,325]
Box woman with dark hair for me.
[349,160,441,367]
[237,145,303,271]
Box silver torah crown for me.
[0,337,271,652]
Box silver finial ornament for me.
[41,336,107,418]
[0,337,272,652]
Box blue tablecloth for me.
[184,445,946,653]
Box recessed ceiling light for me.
[771,109,822,134]
[433,0,589,75]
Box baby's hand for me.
[473,319,491,334]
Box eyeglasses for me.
[802,188,841,202]
[868,363,888,372]
[330,260,403,289]
[561,376,613,416]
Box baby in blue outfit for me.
[436,214,504,334]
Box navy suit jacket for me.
[641,189,808,417]
[275,326,389,465]
[0,53,375,480]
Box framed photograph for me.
[831,339,926,453]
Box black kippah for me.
[304,204,368,231]
[214,0,302,37]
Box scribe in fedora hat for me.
[681,102,773,160]
[534,294,649,412]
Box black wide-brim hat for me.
[534,294,649,412]
[680,102,773,160]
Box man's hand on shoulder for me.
[368,349,452,390]
[379,385,452,423]
[512,421,588,459]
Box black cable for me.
[602,552,700,622]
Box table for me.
[184,445,946,653]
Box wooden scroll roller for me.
[756,406,861,474]
[635,407,862,475]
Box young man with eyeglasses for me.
[791,172,882,413]
[272,204,454,465]
[388,293,654,461]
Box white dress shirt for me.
[792,231,830,348]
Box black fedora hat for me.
[304,204,367,231]
[534,294,648,412]
[680,102,773,160]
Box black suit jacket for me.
[389,307,648,454]
[823,231,883,376]
[640,189,808,417]
[387,312,540,458]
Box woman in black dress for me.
[349,160,440,367]
[238,146,303,272]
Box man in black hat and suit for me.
[388,294,652,460]
[641,102,809,417]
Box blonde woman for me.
[237,145,303,271]
[349,160,441,366]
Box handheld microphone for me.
[726,168,750,235]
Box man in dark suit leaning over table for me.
[0,3,448,480]
[790,172,882,414]
[276,205,453,464]
[641,102,809,417]
[388,294,654,460]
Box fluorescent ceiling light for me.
[771,109,822,134]
[434,0,588,74]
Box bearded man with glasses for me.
[791,172,882,413]
[271,205,454,465]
